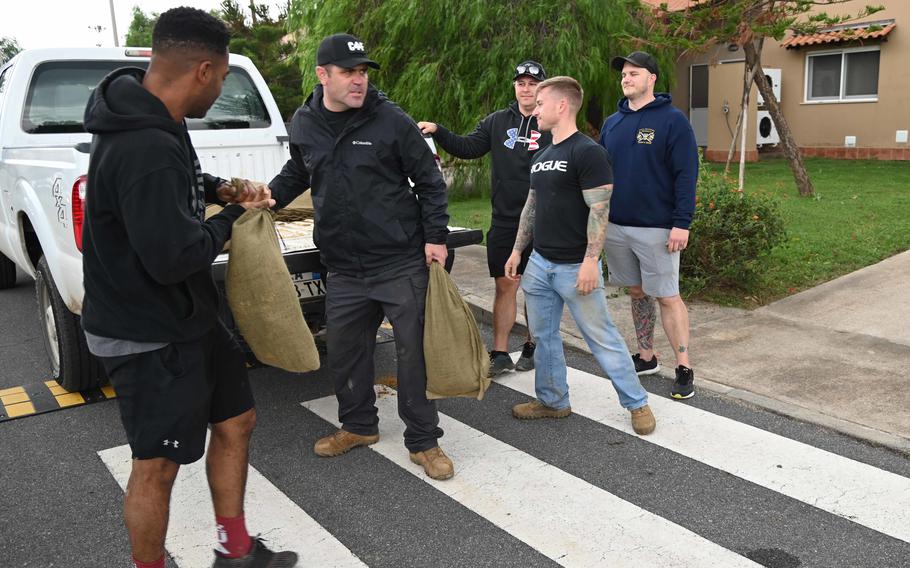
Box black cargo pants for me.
[324,259,443,453]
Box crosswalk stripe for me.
[98,443,366,568]
[303,388,762,568]
[499,358,910,544]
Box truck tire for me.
[0,252,16,289]
[35,257,103,392]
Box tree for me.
[124,6,157,47]
[1,36,21,65]
[122,2,302,120]
[218,1,302,121]
[643,0,883,197]
[287,0,668,193]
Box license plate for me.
[291,272,325,299]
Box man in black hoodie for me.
[269,34,454,480]
[82,8,296,568]
[418,60,552,377]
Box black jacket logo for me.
[637,128,655,144]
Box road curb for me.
[464,295,910,457]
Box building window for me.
[806,47,880,102]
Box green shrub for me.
[681,160,786,296]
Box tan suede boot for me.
[630,404,656,435]
[314,429,380,457]
[409,446,455,480]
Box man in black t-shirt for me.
[505,77,655,435]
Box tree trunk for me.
[743,39,815,197]
[725,60,759,176]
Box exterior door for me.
[689,64,709,147]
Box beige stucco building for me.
[648,0,909,161]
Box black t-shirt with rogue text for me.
[531,131,614,264]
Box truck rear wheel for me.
[35,257,104,392]
[0,252,16,289]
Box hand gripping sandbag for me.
[423,262,490,400]
[225,209,320,372]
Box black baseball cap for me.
[513,60,547,82]
[611,51,659,76]
[316,33,380,69]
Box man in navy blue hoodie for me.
[599,51,699,400]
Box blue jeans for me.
[521,251,649,411]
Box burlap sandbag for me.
[225,208,320,373]
[424,262,490,400]
[274,189,314,222]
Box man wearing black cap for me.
[598,51,699,400]
[417,60,552,378]
[269,34,455,480]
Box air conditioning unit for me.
[756,110,780,146]
[757,68,782,106]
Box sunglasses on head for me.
[516,64,540,76]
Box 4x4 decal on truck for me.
[52,176,66,227]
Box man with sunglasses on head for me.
[418,60,552,378]
[599,51,699,400]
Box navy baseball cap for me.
[316,33,380,69]
[513,60,547,82]
[611,51,659,76]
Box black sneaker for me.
[488,351,515,377]
[212,537,298,567]
[671,366,695,400]
[631,353,660,376]
[514,342,536,372]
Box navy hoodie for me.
[599,94,698,230]
[82,68,244,343]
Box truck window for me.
[186,69,271,131]
[21,60,269,134]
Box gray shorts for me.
[604,223,680,298]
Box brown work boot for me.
[409,446,455,480]
[512,399,572,420]
[630,404,656,435]
[313,429,379,457]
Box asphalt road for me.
[1,269,908,568]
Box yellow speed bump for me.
[45,380,86,408]
[2,387,36,418]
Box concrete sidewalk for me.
[450,245,910,454]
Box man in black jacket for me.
[269,34,454,480]
[82,8,296,568]
[417,60,551,377]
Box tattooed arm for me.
[575,184,613,295]
[505,189,536,280]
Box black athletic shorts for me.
[99,323,254,465]
[487,225,531,278]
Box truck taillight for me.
[72,175,87,252]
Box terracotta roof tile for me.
[781,22,896,49]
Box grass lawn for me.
[446,157,910,306]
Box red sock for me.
[133,556,165,568]
[215,514,252,558]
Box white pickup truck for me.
[0,48,480,392]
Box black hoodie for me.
[269,85,449,277]
[81,68,244,343]
[432,101,551,229]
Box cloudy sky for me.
[1,0,288,49]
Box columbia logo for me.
[352,140,373,146]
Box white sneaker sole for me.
[636,365,661,376]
